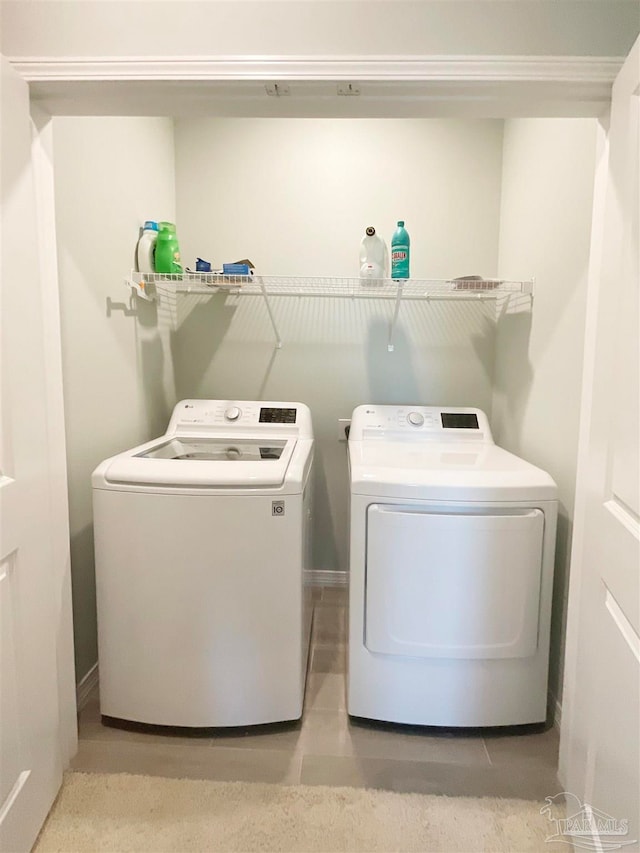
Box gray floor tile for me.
[300,753,560,799]
[298,711,490,765]
[305,673,346,711]
[207,722,304,752]
[347,717,491,765]
[320,585,348,605]
[311,644,346,674]
[78,695,216,747]
[309,585,324,603]
[484,726,559,767]
[72,739,301,785]
[312,605,347,643]
[297,710,353,756]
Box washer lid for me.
[136,438,287,462]
[103,436,297,487]
[349,441,557,501]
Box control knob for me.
[225,406,242,421]
[408,411,424,427]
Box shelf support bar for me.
[256,277,282,349]
[497,292,512,321]
[387,282,404,352]
[126,275,155,302]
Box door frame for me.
[559,33,640,804]
[0,59,77,851]
[29,104,78,763]
[10,46,627,774]
[12,54,624,119]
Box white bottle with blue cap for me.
[136,221,159,273]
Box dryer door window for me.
[364,505,544,660]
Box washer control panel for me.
[349,405,492,442]
[167,400,313,438]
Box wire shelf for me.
[126,272,533,350]
[128,272,532,301]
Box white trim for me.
[76,663,99,712]
[559,115,610,779]
[30,104,78,766]
[604,496,640,539]
[584,804,607,853]
[306,569,348,587]
[0,772,31,828]
[9,55,624,84]
[605,589,640,665]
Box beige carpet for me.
[35,772,565,853]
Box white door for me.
[0,57,76,852]
[560,37,640,849]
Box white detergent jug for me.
[136,220,159,273]
[359,227,388,280]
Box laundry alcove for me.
[45,96,598,731]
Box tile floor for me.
[74,586,561,800]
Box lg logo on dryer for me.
[272,501,285,517]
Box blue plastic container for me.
[223,263,251,275]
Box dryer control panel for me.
[167,400,314,438]
[349,405,493,442]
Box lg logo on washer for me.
[272,500,285,516]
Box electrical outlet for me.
[337,418,351,441]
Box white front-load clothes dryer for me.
[348,405,557,728]
[92,400,314,728]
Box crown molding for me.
[10,54,624,84]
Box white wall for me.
[174,118,504,572]
[493,118,599,710]
[53,116,176,683]
[3,1,638,58]
[176,118,502,278]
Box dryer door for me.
[365,505,544,659]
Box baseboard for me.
[76,662,99,711]
[306,569,348,587]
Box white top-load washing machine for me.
[348,404,557,728]
[92,399,314,728]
